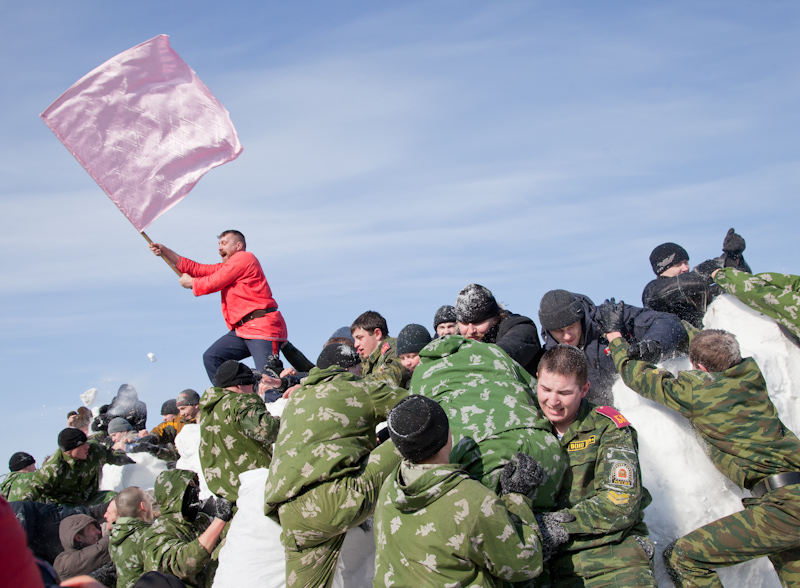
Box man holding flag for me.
[150,230,288,382]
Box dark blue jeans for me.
[202,330,280,382]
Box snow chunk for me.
[147,352,157,362]
[99,453,168,492]
[81,388,98,408]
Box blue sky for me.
[1,2,798,470]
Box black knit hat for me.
[9,452,35,472]
[387,395,450,462]
[433,305,457,331]
[316,343,361,370]
[539,290,585,332]
[650,243,689,275]
[455,284,500,324]
[214,360,256,388]
[396,324,432,356]
[58,428,87,452]
[161,399,178,416]
[176,389,200,407]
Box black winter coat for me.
[485,312,543,376]
[541,293,687,405]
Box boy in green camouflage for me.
[535,344,656,587]
[1,452,36,501]
[199,360,281,504]
[21,428,133,506]
[142,469,233,588]
[350,310,410,387]
[410,335,566,508]
[109,487,154,588]
[605,310,800,587]
[263,342,407,588]
[374,394,547,588]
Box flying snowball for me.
[81,388,98,408]
[147,352,157,362]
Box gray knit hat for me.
[539,290,585,332]
[387,395,450,462]
[108,417,134,434]
[176,389,200,407]
[433,305,457,331]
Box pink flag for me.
[41,35,243,232]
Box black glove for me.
[130,442,160,456]
[694,257,724,279]
[597,298,626,334]
[264,354,284,377]
[534,511,576,561]
[90,562,117,587]
[200,497,217,517]
[214,496,234,522]
[500,452,546,496]
[722,228,746,255]
[627,339,663,363]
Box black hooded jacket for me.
[485,312,543,375]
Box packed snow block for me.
[99,453,168,492]
[611,294,798,588]
[214,467,376,588]
[175,424,214,499]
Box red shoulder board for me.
[595,406,630,428]
[381,342,391,356]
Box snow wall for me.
[99,293,800,588]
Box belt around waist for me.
[236,308,277,327]
[751,472,800,498]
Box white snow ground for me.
[98,293,800,587]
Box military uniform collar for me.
[559,399,595,444]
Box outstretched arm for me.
[149,243,180,266]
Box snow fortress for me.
[101,293,798,588]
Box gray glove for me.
[627,339,663,363]
[535,511,576,561]
[597,298,626,334]
[214,496,234,522]
[499,452,545,496]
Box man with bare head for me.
[150,230,288,382]
[110,487,155,588]
[535,344,656,587]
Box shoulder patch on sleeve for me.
[381,342,391,355]
[595,406,630,428]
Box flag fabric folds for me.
[41,34,243,232]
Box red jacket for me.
[178,251,287,340]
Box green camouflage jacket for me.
[374,462,543,587]
[199,386,280,503]
[143,469,213,588]
[263,366,407,516]
[21,439,130,506]
[611,336,800,490]
[552,400,651,552]
[410,336,565,505]
[715,268,800,340]
[110,516,151,588]
[362,336,410,387]
[0,471,36,501]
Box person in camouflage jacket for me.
[409,335,566,508]
[351,310,410,387]
[199,360,281,504]
[607,323,800,587]
[20,428,133,506]
[534,345,656,587]
[142,469,230,588]
[1,451,37,501]
[263,343,408,588]
[374,395,546,588]
[714,268,800,345]
[109,487,154,588]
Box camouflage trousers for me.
[454,427,567,510]
[549,534,657,588]
[276,440,402,588]
[664,484,800,587]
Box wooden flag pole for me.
[141,231,182,277]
